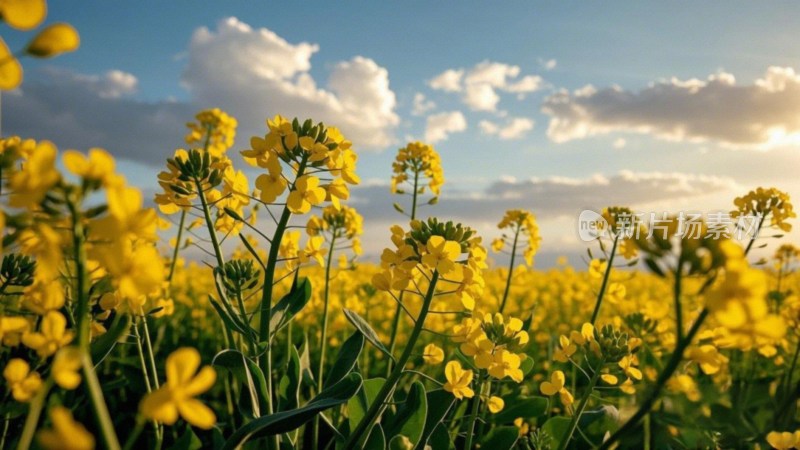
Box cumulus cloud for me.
[4,17,400,165]
[183,17,398,148]
[429,60,543,111]
[425,111,467,143]
[542,66,800,149]
[411,92,435,116]
[479,117,535,140]
[428,69,463,92]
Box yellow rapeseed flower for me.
[487,395,504,413]
[422,235,461,275]
[22,311,74,357]
[52,347,82,389]
[37,407,95,450]
[3,358,42,402]
[140,347,217,429]
[287,175,326,214]
[443,361,474,399]
[422,343,444,365]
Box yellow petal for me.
[166,347,201,386]
[62,150,87,176]
[140,388,179,425]
[177,398,217,429]
[0,37,22,90]
[1,0,46,30]
[601,374,619,385]
[26,23,80,58]
[487,396,505,413]
[183,366,216,397]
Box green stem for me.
[132,318,153,393]
[166,209,187,284]
[194,178,225,269]
[599,308,709,449]
[498,226,520,314]
[674,252,685,342]
[557,359,604,450]
[590,233,619,325]
[784,339,800,397]
[744,214,767,256]
[313,231,338,448]
[0,413,9,450]
[141,318,160,390]
[82,350,122,450]
[122,417,146,450]
[16,379,53,450]
[258,156,308,450]
[67,195,91,348]
[67,194,121,449]
[463,378,485,450]
[386,171,420,376]
[343,271,440,450]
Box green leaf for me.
[344,308,395,362]
[278,345,302,411]
[429,424,453,450]
[209,296,253,340]
[493,395,548,424]
[479,426,519,449]
[270,277,312,339]
[415,389,455,450]
[383,381,427,446]
[520,356,535,377]
[364,424,386,450]
[212,349,268,418]
[542,416,571,448]
[299,335,315,387]
[581,405,620,438]
[173,426,203,450]
[326,331,364,387]
[348,378,386,432]
[90,313,131,366]
[222,373,362,450]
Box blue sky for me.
[5,2,800,263]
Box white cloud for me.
[183,17,399,149]
[5,17,401,163]
[425,111,467,143]
[347,170,740,257]
[479,120,499,135]
[479,117,535,140]
[38,68,139,99]
[430,60,543,111]
[542,66,800,149]
[411,92,435,115]
[613,138,627,149]
[4,69,190,165]
[464,83,500,111]
[428,69,463,92]
[506,75,544,95]
[539,58,557,71]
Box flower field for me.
[2,2,800,450]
